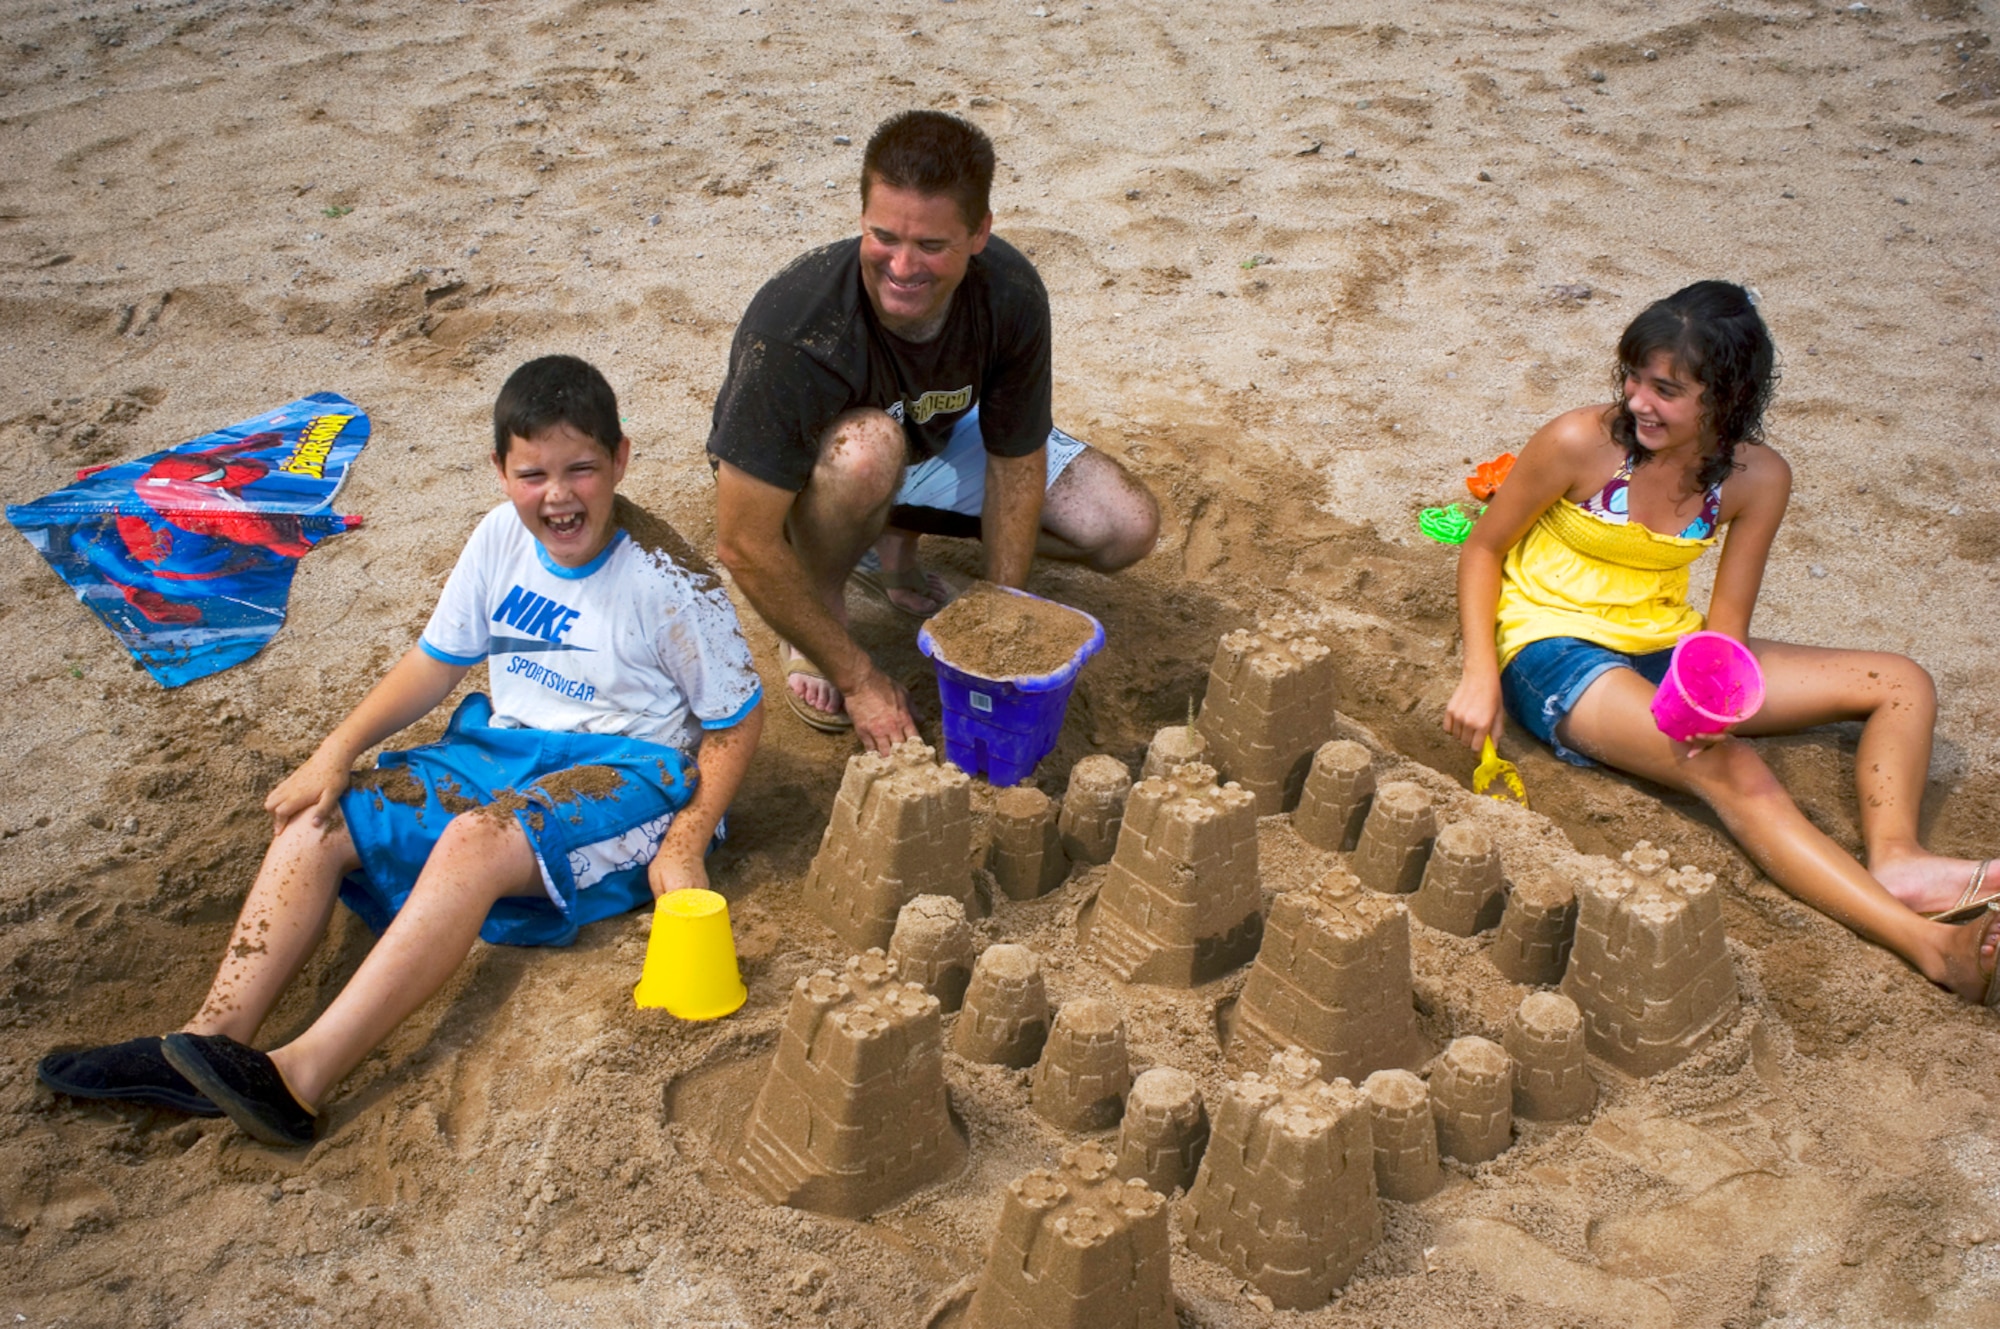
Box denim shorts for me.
[1500,636,1675,767]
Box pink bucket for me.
[1650,631,1765,741]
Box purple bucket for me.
[1650,630,1765,741]
[917,588,1105,787]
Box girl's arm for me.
[1444,408,1606,749]
[647,701,765,898]
[1704,445,1792,641]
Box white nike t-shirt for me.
[420,504,760,753]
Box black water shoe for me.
[161,1033,316,1147]
[37,1036,223,1116]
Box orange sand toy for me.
[1466,452,1516,501]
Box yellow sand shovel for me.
[1473,737,1529,808]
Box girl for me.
[1445,281,1997,1007]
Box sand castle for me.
[1348,780,1437,895]
[964,1142,1175,1329]
[1291,739,1375,853]
[1430,1036,1513,1164]
[1179,1048,1381,1309]
[803,738,976,953]
[1411,821,1506,936]
[1489,865,1580,986]
[1228,869,1425,1083]
[1360,1069,1441,1202]
[1561,843,1739,1077]
[1057,754,1133,867]
[1140,722,1208,782]
[888,895,976,1014]
[1506,992,1596,1121]
[1115,1068,1208,1197]
[952,943,1053,1067]
[1031,998,1132,1131]
[734,952,964,1218]
[989,785,1069,901]
[1083,762,1263,986]
[1195,619,1338,815]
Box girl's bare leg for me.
[265,810,545,1109]
[1562,668,1998,1002]
[1732,640,1990,915]
[183,815,361,1043]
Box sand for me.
[3,0,1998,1324]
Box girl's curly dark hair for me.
[1610,281,1778,493]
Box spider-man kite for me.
[8,393,368,686]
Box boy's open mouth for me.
[545,512,586,536]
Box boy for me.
[37,355,764,1145]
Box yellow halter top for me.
[1494,499,1714,667]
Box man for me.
[708,109,1159,753]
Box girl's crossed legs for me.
[1559,639,1998,1002]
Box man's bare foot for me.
[781,642,852,733]
[1871,848,1997,918]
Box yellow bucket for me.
[633,888,747,1019]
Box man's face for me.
[858,179,992,337]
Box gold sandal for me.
[1926,858,1997,924]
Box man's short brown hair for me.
[861,110,995,231]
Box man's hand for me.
[844,666,919,755]
[266,744,353,834]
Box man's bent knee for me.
[809,409,906,507]
[1046,450,1161,572]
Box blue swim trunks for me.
[337,693,697,947]
[1500,636,1675,768]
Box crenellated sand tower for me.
[1489,862,1582,986]
[1411,821,1507,936]
[1291,740,1375,853]
[989,784,1069,901]
[1560,843,1739,1076]
[1430,1036,1513,1164]
[1349,780,1437,895]
[1083,763,1262,986]
[888,895,976,1014]
[1115,1068,1208,1197]
[952,943,1053,1067]
[734,951,964,1218]
[1228,869,1425,1082]
[1195,619,1338,815]
[1360,1069,1441,1202]
[1179,1048,1381,1309]
[1057,755,1133,867]
[803,738,976,953]
[1505,991,1596,1121]
[1031,998,1132,1131]
[964,1142,1176,1329]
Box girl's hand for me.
[265,745,352,834]
[1445,670,1504,751]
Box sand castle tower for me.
[1360,1070,1441,1202]
[1430,1036,1513,1164]
[1561,844,1739,1077]
[1083,762,1263,986]
[734,951,964,1218]
[1348,780,1437,895]
[1489,864,1581,986]
[1141,720,1210,782]
[1195,619,1338,815]
[1179,1048,1381,1309]
[888,895,976,1014]
[952,943,1052,1067]
[989,785,1069,901]
[964,1142,1176,1329]
[1228,870,1424,1083]
[1031,998,1132,1131]
[1291,740,1375,853]
[1057,755,1132,867]
[1505,992,1596,1121]
[803,738,976,952]
[1115,1068,1208,1197]
[1411,821,1506,936]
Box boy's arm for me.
[647,701,764,898]
[266,648,469,832]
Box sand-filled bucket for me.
[918,585,1105,787]
[634,887,747,1019]
[1650,631,1765,741]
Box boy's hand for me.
[266,746,352,834]
[648,848,709,899]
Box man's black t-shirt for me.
[706,235,1053,493]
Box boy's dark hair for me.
[1610,281,1778,493]
[492,355,622,459]
[861,111,995,232]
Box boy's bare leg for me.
[1730,640,1990,915]
[1563,668,1999,1002]
[184,815,363,1043]
[265,811,543,1108]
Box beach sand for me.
[2,0,1998,1323]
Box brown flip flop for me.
[849,551,959,620]
[781,643,853,734]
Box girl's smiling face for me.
[1622,350,1709,456]
[494,422,629,567]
